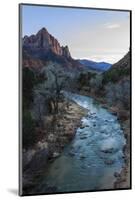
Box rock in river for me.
[80,136,87,140]
[114,172,120,177]
[104,159,115,165]
[80,154,86,159]
[101,148,114,154]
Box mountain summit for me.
[23,27,71,60]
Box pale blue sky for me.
[21,5,130,63]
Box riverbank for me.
[22,99,88,194]
[77,89,130,189]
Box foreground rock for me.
[22,99,88,193]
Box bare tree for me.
[36,62,69,114]
[90,74,103,94]
[105,78,130,110]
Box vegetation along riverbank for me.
[21,26,131,194]
[77,51,131,188]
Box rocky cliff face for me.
[61,45,71,58]
[103,51,131,84]
[23,27,71,59]
[111,51,130,71]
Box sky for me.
[21,5,130,64]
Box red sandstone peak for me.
[23,27,72,58]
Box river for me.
[34,92,126,193]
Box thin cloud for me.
[105,23,120,29]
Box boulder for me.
[37,141,48,150]
[80,136,87,140]
[52,152,60,158]
[80,124,89,129]
[48,134,56,142]
[85,125,89,127]
[104,159,115,165]
[80,154,86,159]
[114,172,120,177]
[23,149,36,170]
[101,148,114,153]
[26,148,48,173]
[80,125,85,129]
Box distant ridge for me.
[78,59,112,72]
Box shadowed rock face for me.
[23,27,71,59]
[109,51,130,72]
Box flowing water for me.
[35,92,126,193]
